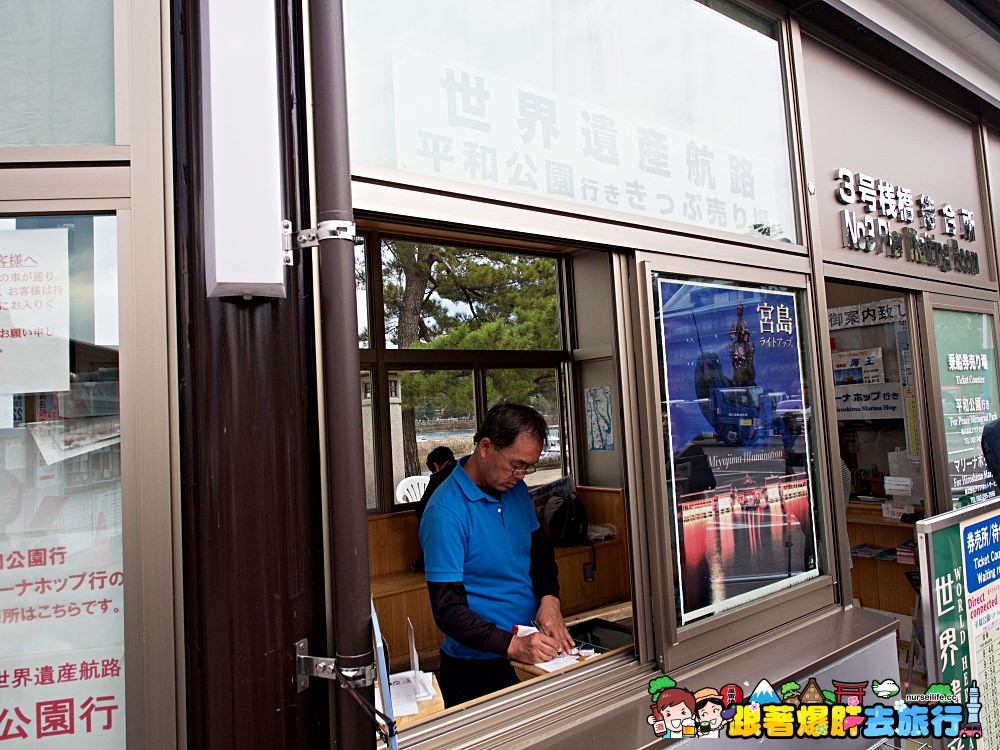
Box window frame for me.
[918,292,1000,516]
[356,227,571,513]
[631,251,841,672]
[0,0,130,158]
[0,201,176,747]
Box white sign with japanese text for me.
[1,523,124,745]
[827,297,906,331]
[834,382,903,420]
[392,45,780,236]
[0,229,70,394]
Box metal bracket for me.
[282,220,361,266]
[295,638,376,693]
[296,220,360,248]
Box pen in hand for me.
[532,619,562,656]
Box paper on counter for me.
[534,649,581,672]
[388,672,419,716]
[392,669,434,702]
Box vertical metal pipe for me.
[305,0,375,747]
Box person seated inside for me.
[419,404,575,707]
[411,446,457,572]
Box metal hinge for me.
[294,638,376,693]
[282,220,296,266]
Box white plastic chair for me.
[395,475,430,504]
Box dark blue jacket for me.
[981,419,1000,482]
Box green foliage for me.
[822,690,835,704]
[378,240,558,349]
[780,681,800,697]
[925,683,954,700]
[400,370,473,417]
[648,675,677,700]
[376,240,561,414]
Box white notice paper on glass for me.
[0,228,70,394]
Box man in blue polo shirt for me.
[420,403,575,707]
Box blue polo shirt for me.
[419,456,539,660]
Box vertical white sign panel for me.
[201,0,285,298]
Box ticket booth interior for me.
[357,230,634,699]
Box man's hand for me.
[535,595,574,654]
[506,631,560,664]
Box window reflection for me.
[392,369,474,505]
[356,240,369,348]
[361,369,377,510]
[0,1,116,146]
[932,308,1000,510]
[380,239,559,351]
[485,366,565,488]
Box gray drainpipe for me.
[305,0,376,747]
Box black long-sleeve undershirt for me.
[426,528,560,656]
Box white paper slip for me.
[534,650,580,672]
[393,669,434,702]
[388,672,419,716]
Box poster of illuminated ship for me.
[656,277,819,624]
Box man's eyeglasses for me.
[495,445,537,476]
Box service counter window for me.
[825,285,927,515]
[357,235,570,508]
[359,231,633,723]
[654,275,823,631]
[825,283,931,620]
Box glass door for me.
[922,295,1000,514]
[0,215,124,745]
[826,284,930,517]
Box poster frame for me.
[644,262,836,636]
[633,254,839,672]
